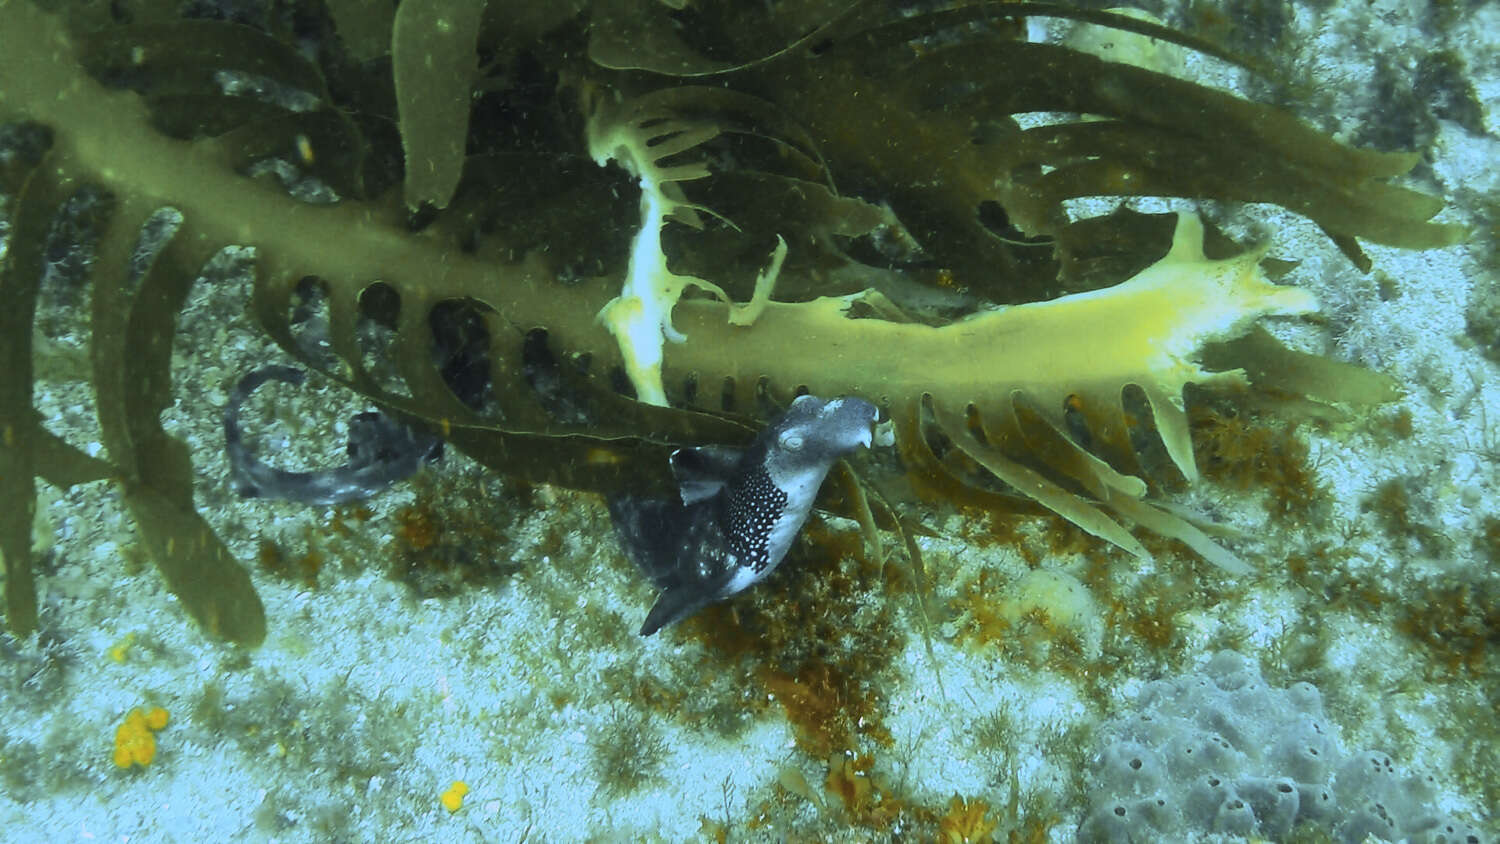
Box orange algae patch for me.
[761,662,887,758]
[681,517,900,758]
[1189,400,1327,523]
[824,753,902,829]
[939,795,998,843]
[1397,579,1500,677]
[113,706,169,769]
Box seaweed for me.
[391,0,486,211]
[0,122,55,636]
[0,113,264,643]
[0,0,1460,641]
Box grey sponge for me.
[1078,652,1487,843]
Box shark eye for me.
[779,432,805,451]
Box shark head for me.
[760,395,878,489]
[608,394,880,636]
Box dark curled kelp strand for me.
[225,366,441,505]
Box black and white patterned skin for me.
[607,395,879,635]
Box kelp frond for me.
[392,0,488,211]
[0,0,1456,640]
[656,212,1366,571]
[0,114,263,643]
[587,0,1463,297]
[0,123,55,637]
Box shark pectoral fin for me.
[670,445,743,504]
[607,496,689,587]
[639,584,715,636]
[676,478,726,506]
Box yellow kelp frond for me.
[949,212,1318,489]
[585,88,816,404]
[660,212,1328,571]
[584,86,718,202]
[585,87,721,404]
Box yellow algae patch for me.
[440,780,469,813]
[1062,7,1188,77]
[999,570,1102,654]
[959,569,1103,659]
[112,706,169,769]
[107,632,136,663]
[144,706,169,730]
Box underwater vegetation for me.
[3,1,1498,839]
[0,0,1463,646]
